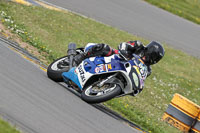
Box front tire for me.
[81,83,121,103]
[47,56,70,82]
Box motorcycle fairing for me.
[130,54,148,89]
[62,54,147,94]
[62,67,82,89]
[83,55,126,74]
[62,55,128,90]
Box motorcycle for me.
[47,43,147,103]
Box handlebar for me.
[118,53,128,61]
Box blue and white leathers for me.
[62,54,148,94]
[84,43,97,52]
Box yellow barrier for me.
[12,0,31,6]
[163,93,200,133]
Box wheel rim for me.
[51,57,69,71]
[85,84,116,97]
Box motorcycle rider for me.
[74,40,165,95]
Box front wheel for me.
[81,83,121,103]
[47,56,70,82]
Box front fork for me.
[100,73,135,98]
[99,73,124,91]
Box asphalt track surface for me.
[41,0,200,58]
[0,40,142,133]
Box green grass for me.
[0,117,20,133]
[1,1,200,133]
[144,0,200,24]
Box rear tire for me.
[47,56,70,82]
[81,83,121,103]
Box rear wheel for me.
[81,82,121,103]
[47,56,70,82]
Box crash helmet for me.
[144,41,165,65]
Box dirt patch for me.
[0,22,49,65]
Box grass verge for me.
[144,0,200,25]
[0,117,20,133]
[1,1,200,133]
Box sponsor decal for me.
[132,72,139,87]
[78,65,86,82]
[133,60,147,80]
[107,64,112,70]
[133,66,140,75]
[133,65,146,89]
[95,67,100,73]
[99,64,106,72]
[95,64,107,73]
[138,63,147,79]
[139,59,144,64]
[74,69,78,74]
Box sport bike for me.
[47,43,147,103]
